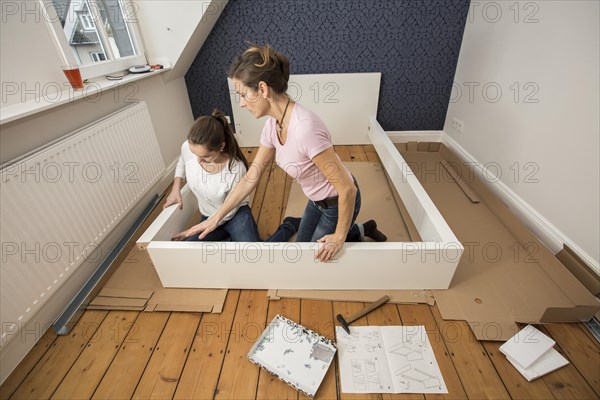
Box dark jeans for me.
[296,185,362,242]
[186,205,296,242]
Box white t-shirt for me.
[175,141,249,223]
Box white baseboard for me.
[441,131,599,275]
[386,131,443,143]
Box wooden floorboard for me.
[539,351,599,399]
[481,340,556,399]
[132,312,201,400]
[51,311,139,399]
[9,310,108,400]
[363,145,381,163]
[92,311,170,399]
[544,323,600,397]
[174,289,241,400]
[260,166,288,239]
[0,329,58,400]
[3,146,599,400]
[538,326,600,399]
[213,290,269,400]
[429,306,511,399]
[250,161,274,224]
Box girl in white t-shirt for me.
[168,110,299,242]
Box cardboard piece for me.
[272,162,433,302]
[285,162,411,242]
[440,160,480,203]
[89,247,227,313]
[556,245,600,296]
[285,162,412,243]
[272,144,598,340]
[399,144,599,340]
[383,168,422,242]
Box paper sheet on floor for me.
[336,325,447,394]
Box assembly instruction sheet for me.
[336,325,447,394]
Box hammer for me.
[336,295,391,334]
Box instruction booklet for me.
[336,325,447,394]
[248,315,336,398]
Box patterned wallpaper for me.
[185,0,470,131]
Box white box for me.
[137,74,463,289]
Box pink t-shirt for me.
[260,103,352,201]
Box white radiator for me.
[0,101,165,347]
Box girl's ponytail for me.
[187,109,249,171]
[210,110,249,171]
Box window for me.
[46,0,147,79]
[90,52,107,62]
[79,12,95,30]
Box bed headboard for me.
[228,73,381,147]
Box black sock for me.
[283,216,301,233]
[363,219,387,242]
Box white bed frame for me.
[137,73,463,289]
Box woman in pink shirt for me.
[184,45,386,262]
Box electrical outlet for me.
[452,117,464,133]
[225,115,231,124]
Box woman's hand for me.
[164,189,183,209]
[171,217,220,241]
[316,234,344,262]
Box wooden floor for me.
[2,146,599,400]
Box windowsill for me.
[0,67,170,126]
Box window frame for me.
[90,51,107,62]
[43,0,148,80]
[78,12,95,30]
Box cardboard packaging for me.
[274,142,599,341]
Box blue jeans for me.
[186,205,296,242]
[296,185,362,242]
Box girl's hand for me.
[164,189,183,209]
[316,234,344,262]
[171,229,191,241]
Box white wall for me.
[0,0,199,383]
[0,1,66,107]
[136,0,227,80]
[444,1,599,269]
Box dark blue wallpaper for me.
[185,0,470,131]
